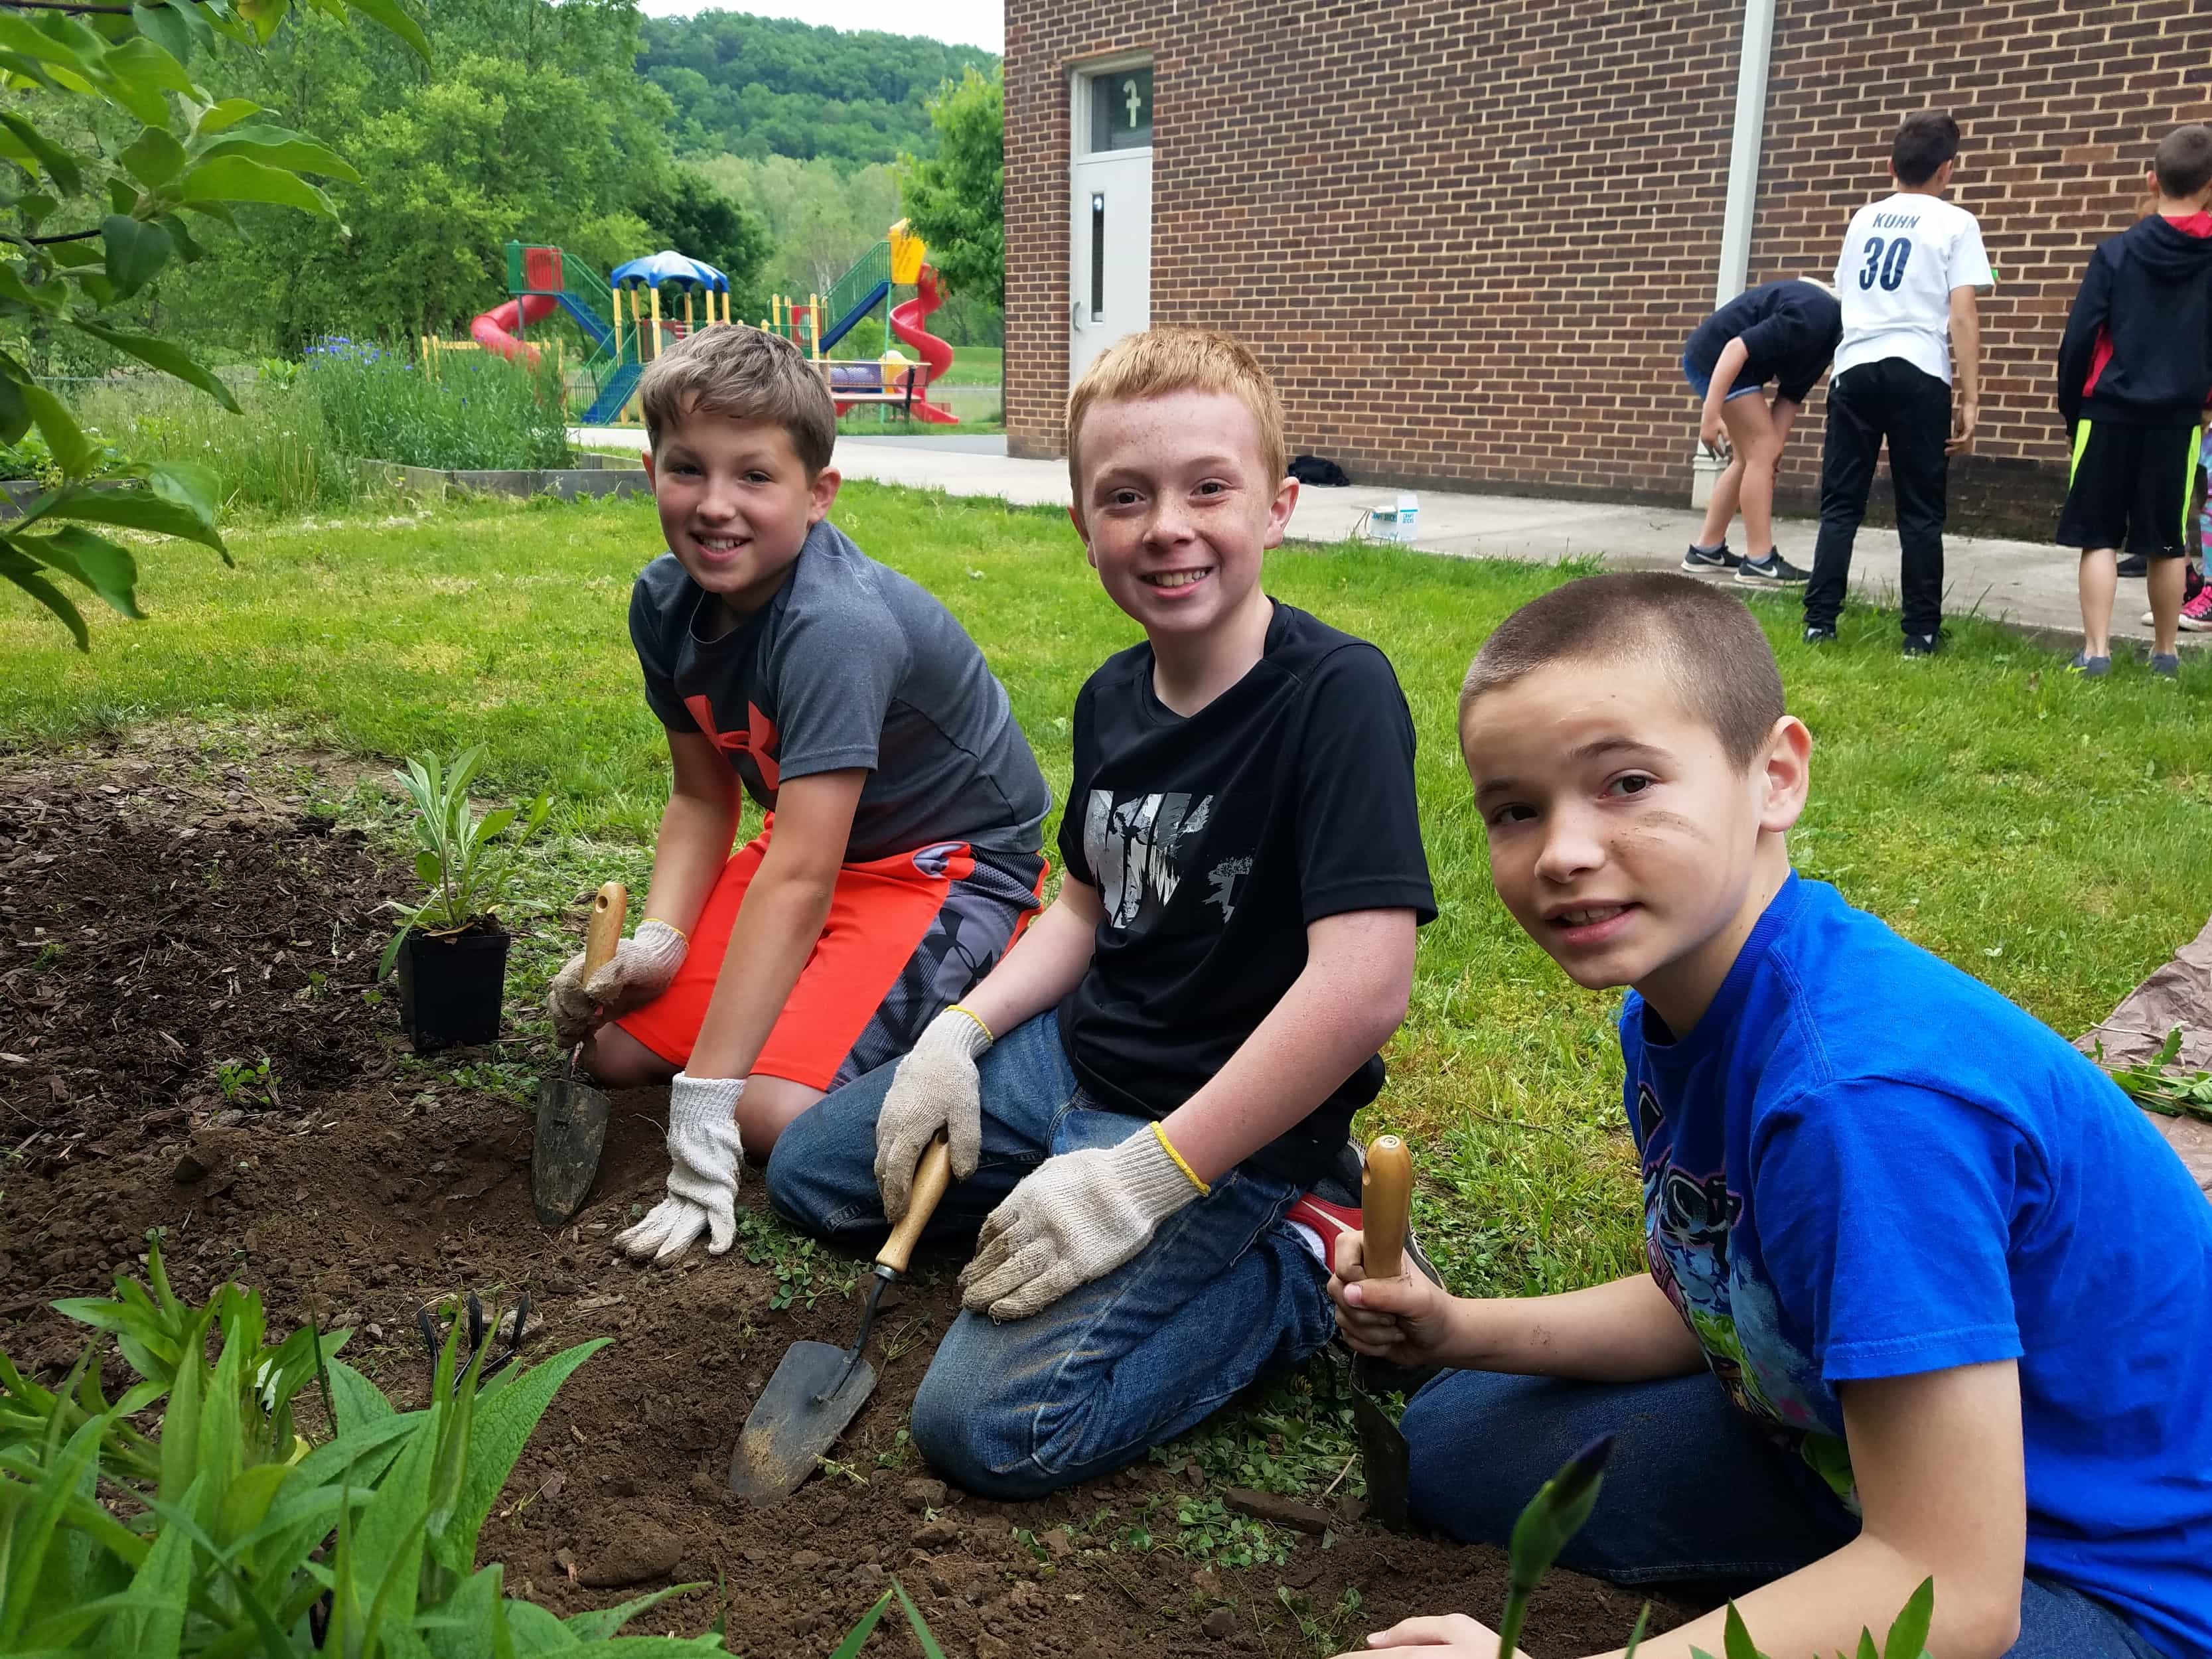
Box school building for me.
[1001,0,2208,536]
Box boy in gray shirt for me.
[546,326,1049,1264]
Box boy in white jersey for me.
[1802,112,1992,655]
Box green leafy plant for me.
[0,1236,725,1654]
[0,0,429,648]
[213,1053,278,1106]
[2101,1027,2212,1123]
[377,745,550,977]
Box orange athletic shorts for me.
[617,824,1047,1092]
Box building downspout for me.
[1692,0,1779,506]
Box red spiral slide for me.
[887,263,960,425]
[471,293,559,364]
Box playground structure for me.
[468,221,958,428]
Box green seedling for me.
[1497,1433,1613,1658]
[212,1054,278,1108]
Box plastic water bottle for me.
[1395,492,1420,542]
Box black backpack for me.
[1289,454,1351,487]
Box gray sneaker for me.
[1735,550,1811,587]
[2068,652,2111,677]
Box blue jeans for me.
[764,1011,1337,1499]
[1404,1368,2170,1659]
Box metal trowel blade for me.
[727,1340,878,1506]
[531,1072,611,1228]
[1353,1368,1412,1528]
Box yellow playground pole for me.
[809,293,822,359]
[650,285,664,358]
[683,291,693,336]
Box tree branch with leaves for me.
[896,63,1001,312]
[0,0,427,647]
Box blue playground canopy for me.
[609,250,727,291]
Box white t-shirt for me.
[1830,192,1993,384]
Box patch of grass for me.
[1,482,2207,1313]
[933,344,1001,386]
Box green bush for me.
[308,338,569,470]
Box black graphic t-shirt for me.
[1054,601,1436,1183]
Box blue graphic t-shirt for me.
[1623,875,2212,1658]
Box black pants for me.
[1804,359,1953,637]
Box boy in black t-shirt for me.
[767,329,1436,1498]
[1679,277,1842,587]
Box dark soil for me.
[0,738,1676,1658]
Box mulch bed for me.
[0,735,1670,1656]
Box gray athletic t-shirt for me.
[629,520,1049,863]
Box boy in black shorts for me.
[1680,277,1842,587]
[2057,123,2212,679]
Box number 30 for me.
[1859,236,1914,291]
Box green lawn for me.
[3,485,2205,1295]
[934,344,1000,386]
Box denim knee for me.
[1402,1369,1537,1544]
[909,1342,1057,1501]
[761,1096,865,1236]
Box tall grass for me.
[307,338,568,470]
[7,340,577,516]
[70,374,363,518]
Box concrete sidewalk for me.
[569,427,2197,652]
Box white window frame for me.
[1071,52,1155,161]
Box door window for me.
[1087,67,1152,153]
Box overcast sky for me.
[633,0,1003,53]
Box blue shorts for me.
[1682,350,1767,403]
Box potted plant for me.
[376,745,550,1052]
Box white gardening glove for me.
[548,919,688,1047]
[615,1072,745,1263]
[958,1127,1202,1321]
[873,1006,992,1222]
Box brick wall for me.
[1004,0,2211,537]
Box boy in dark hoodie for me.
[2056,123,2212,679]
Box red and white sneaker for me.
[1282,1139,1443,1287]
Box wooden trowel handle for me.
[583,882,628,977]
[877,1132,952,1276]
[1362,1133,1412,1281]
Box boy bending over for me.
[1333,573,2211,1659]
[767,329,1436,1498]
[549,326,1050,1263]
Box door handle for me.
[1070,297,1085,331]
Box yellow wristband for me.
[946,1003,994,1044]
[1150,1121,1211,1197]
[641,916,690,943]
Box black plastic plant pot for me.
[396,923,510,1053]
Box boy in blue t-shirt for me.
[1329,573,2212,1659]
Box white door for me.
[1070,63,1152,386]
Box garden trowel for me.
[530,881,627,1228]
[728,1131,954,1506]
[1351,1132,1415,1528]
